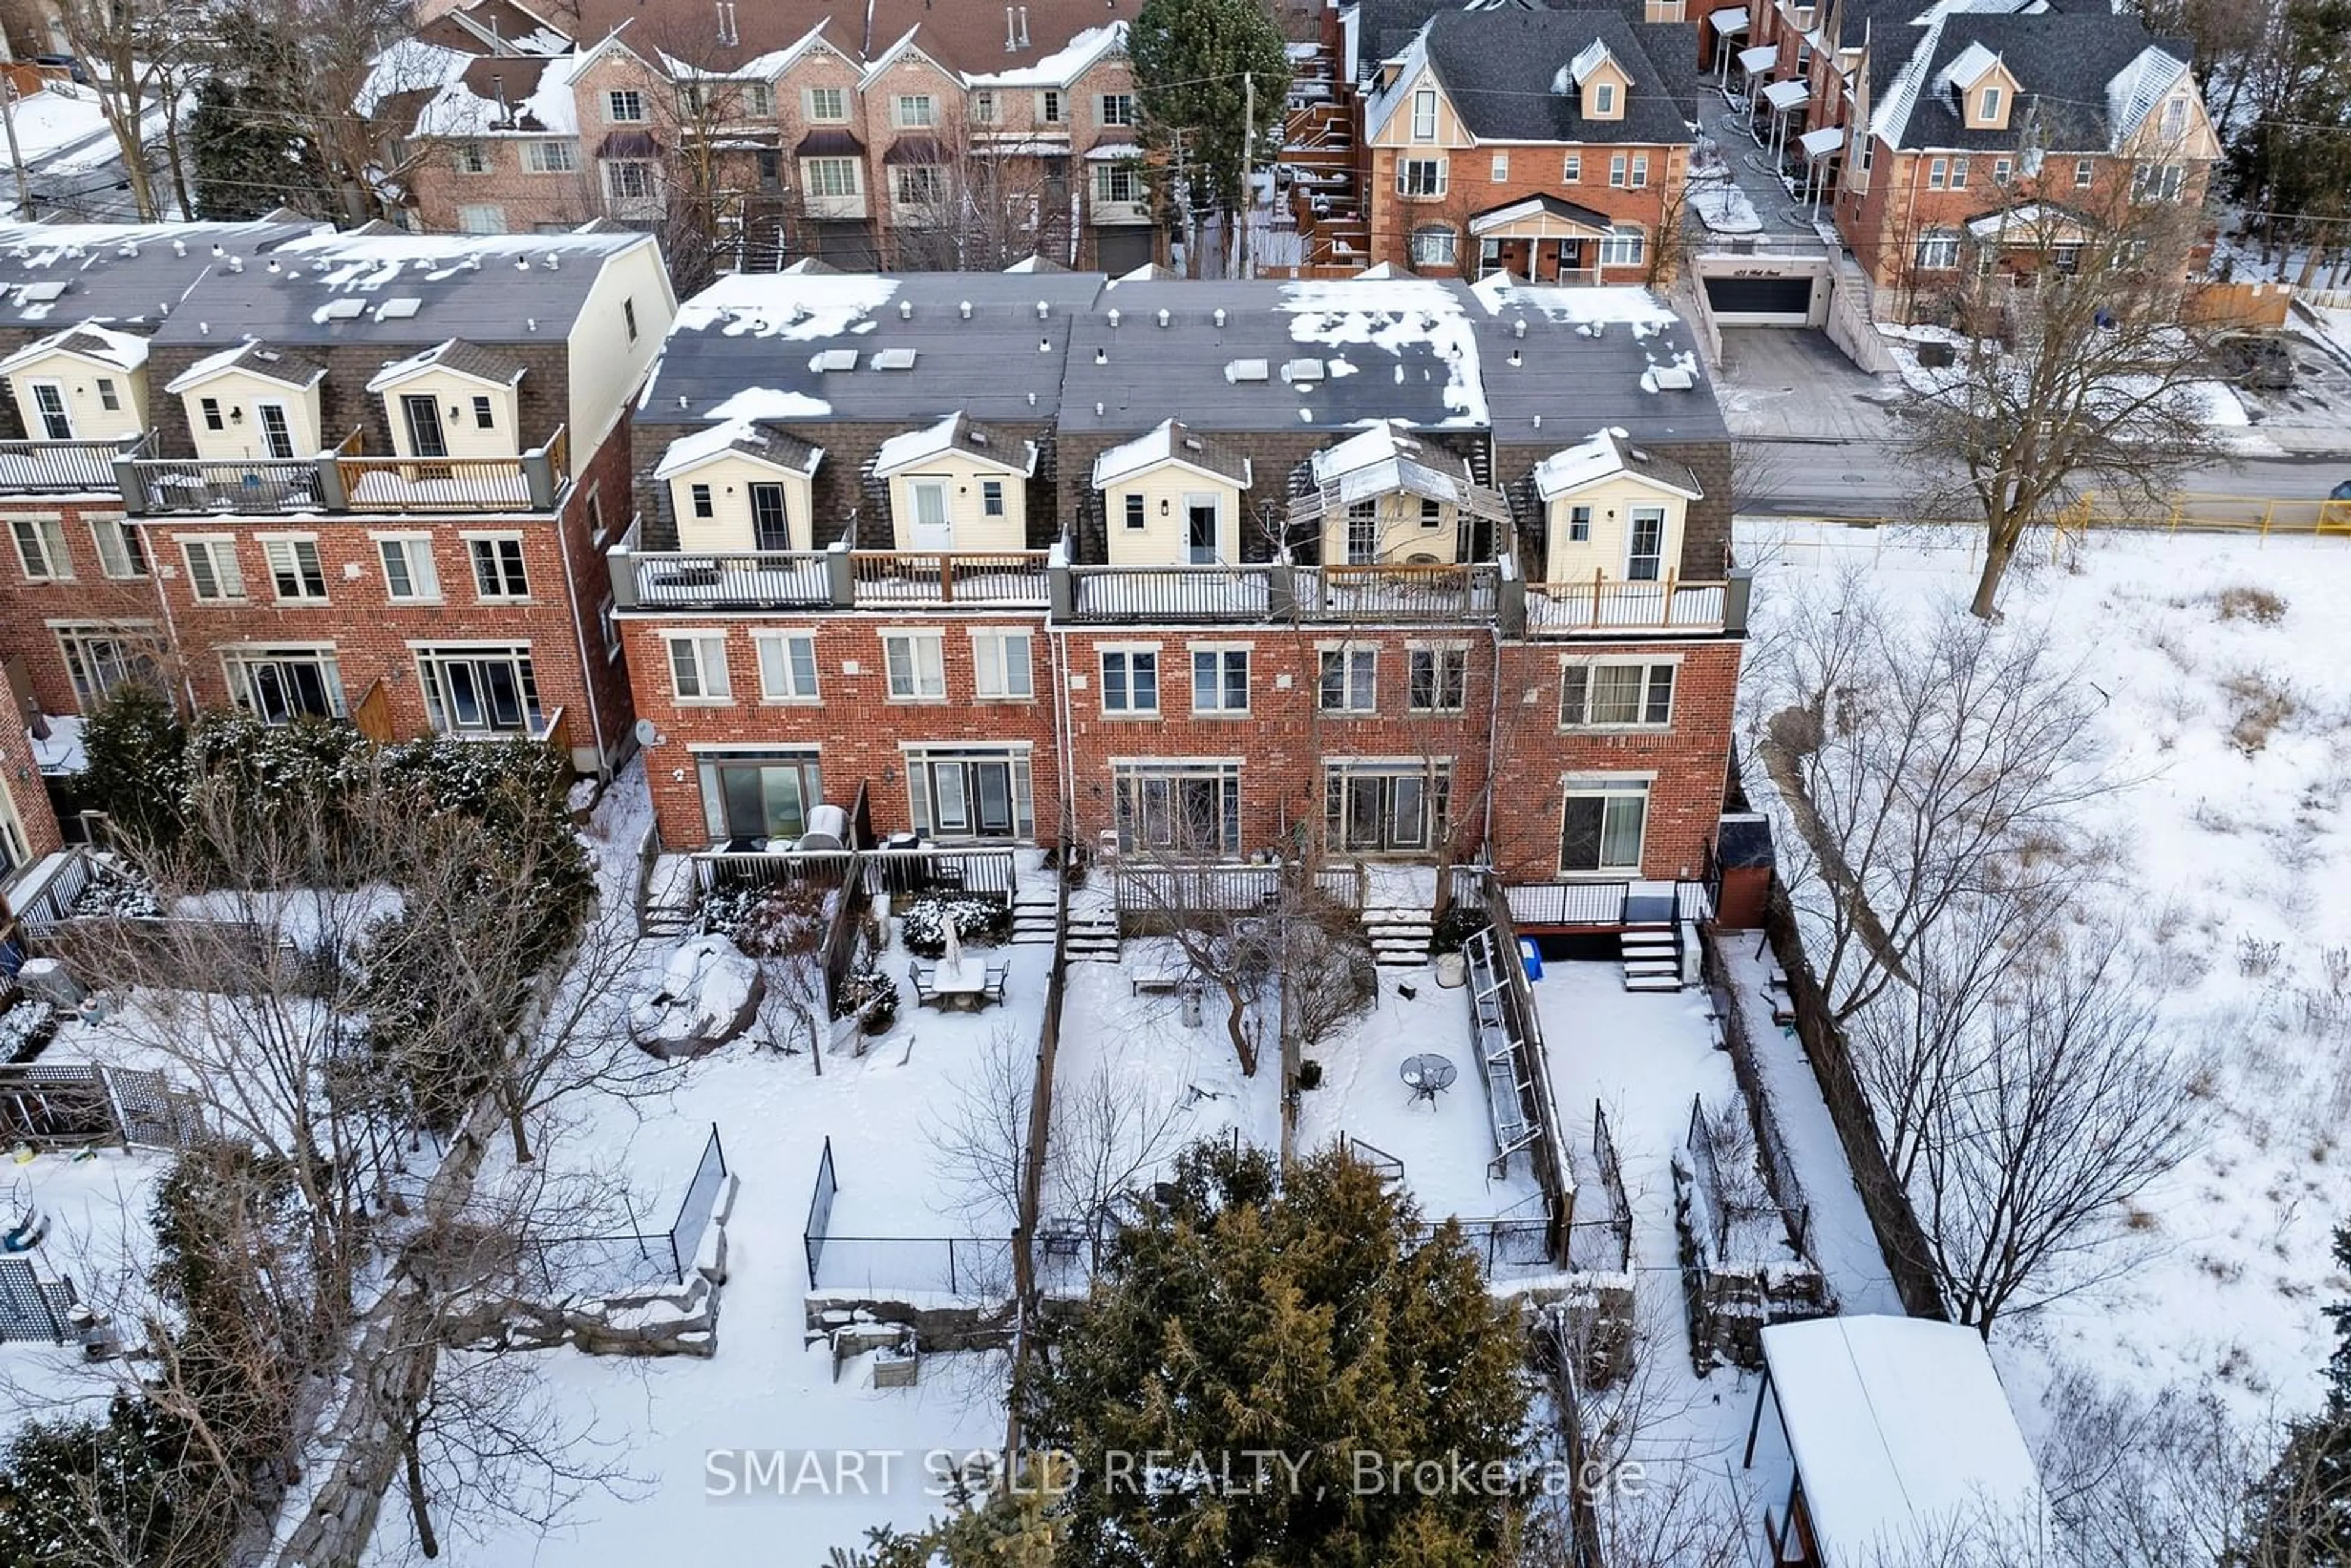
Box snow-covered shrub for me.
[69,860,160,920]
[0,997,57,1064]
[834,962,898,1030]
[2214,585,2287,624]
[699,880,829,957]
[897,896,1010,957]
[1429,905,1491,955]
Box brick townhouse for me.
[0,218,675,778]
[1734,0,2218,312]
[371,0,1162,271]
[610,266,1749,906]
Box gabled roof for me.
[1412,11,1689,148]
[572,0,1144,77]
[964,21,1126,88]
[434,0,572,56]
[1531,425,1701,500]
[364,337,528,392]
[0,323,148,375]
[163,339,328,394]
[1090,419,1253,489]
[653,418,825,480]
[1292,418,1512,525]
[1962,201,2091,242]
[872,410,1038,476]
[1936,40,2002,94]
[1469,193,1613,237]
[1871,10,2194,154]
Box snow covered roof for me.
[872,411,1037,477]
[1360,23,1435,146]
[1737,43,1777,74]
[964,21,1125,88]
[404,50,588,138]
[1762,78,1810,111]
[1963,202,2090,241]
[0,322,148,375]
[1566,39,1624,87]
[674,272,902,341]
[363,337,528,392]
[1799,125,1848,160]
[1761,1317,2044,1565]
[2105,43,2189,143]
[1090,419,1251,489]
[653,418,823,480]
[162,339,326,394]
[1297,419,1510,522]
[1532,427,1702,501]
[1937,40,2002,94]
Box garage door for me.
[1703,274,1814,323]
[1093,227,1155,274]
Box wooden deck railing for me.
[1066,565,1274,622]
[849,550,1049,607]
[1524,572,1729,634]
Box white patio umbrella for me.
[940,910,964,977]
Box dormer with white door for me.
[1090,419,1252,567]
[1532,426,1703,583]
[653,419,825,552]
[872,411,1037,554]
[1290,420,1510,566]
[0,325,149,443]
[164,341,327,462]
[363,338,528,460]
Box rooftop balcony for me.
[0,437,139,493]
[607,520,1052,611]
[112,428,570,519]
[1523,572,1745,637]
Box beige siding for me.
[1367,67,1474,149]
[7,350,145,440]
[885,454,1028,551]
[664,455,816,552]
[377,370,522,460]
[1321,493,1462,565]
[1098,465,1245,566]
[561,239,675,452]
[179,370,324,460]
[1543,478,1689,582]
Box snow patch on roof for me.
[2106,45,2188,145]
[1090,418,1252,489]
[1567,39,1624,88]
[703,386,833,422]
[965,22,1125,88]
[1936,40,2000,93]
[1279,279,1487,426]
[358,37,475,117]
[1470,272,1678,335]
[653,418,822,479]
[0,321,148,374]
[1532,427,1633,498]
[673,272,901,340]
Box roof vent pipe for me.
[1027,391,1037,405]
[1018,6,1030,46]
[1155,308,1169,328]
[1532,414,1542,429]
[1094,348,1106,364]
[1095,400,1104,415]
[1005,6,1016,49]
[227,257,242,272]
[1213,307,1226,327]
[959,300,972,318]
[1107,307,1119,328]
[1513,317,1526,338]
[1037,299,1049,320]
[900,299,913,319]
[1509,348,1521,366]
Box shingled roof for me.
[1870,9,2193,153]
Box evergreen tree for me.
[1022,1140,1532,1567]
[2241,1225,2351,1562]
[78,683,186,847]
[1127,0,1291,216]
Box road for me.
[1742,438,2351,521]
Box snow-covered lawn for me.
[1873,323,2267,449]
[1688,176,1762,235]
[0,1147,167,1417]
[1744,519,2351,1450]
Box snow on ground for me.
[1744,519,2351,1453]
[0,1147,169,1419]
[1873,324,2269,450]
[1688,176,1762,235]
[1293,964,1544,1225]
[2,86,112,163]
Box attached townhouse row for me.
[610,267,1749,895]
[0,217,678,883]
[372,0,1163,272]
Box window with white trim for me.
[742,81,773,116]
[378,536,440,601]
[1410,225,1457,266]
[1396,158,1447,197]
[1408,647,1466,711]
[807,86,846,122]
[895,94,936,127]
[457,204,507,236]
[1567,504,1592,541]
[981,479,1005,517]
[1038,89,1064,124]
[1562,152,1581,182]
[1609,152,1629,187]
[1979,86,2001,122]
[1326,761,1448,853]
[606,161,656,201]
[96,378,118,412]
[689,482,714,519]
[261,537,327,601]
[1318,645,1376,713]
[2074,157,2094,188]
[1100,92,1134,126]
[2160,96,2186,140]
[1600,224,1645,267]
[1123,493,1146,530]
[10,517,67,580]
[468,535,530,599]
[2131,162,2184,203]
[1095,163,1144,204]
[1411,88,1437,140]
[455,141,490,174]
[667,632,733,700]
[416,644,540,735]
[1490,151,1509,181]
[89,517,145,579]
[181,538,244,600]
[1992,156,2012,186]
[471,395,495,430]
[754,631,820,700]
[891,165,942,208]
[1592,81,1616,114]
[803,157,860,197]
[882,630,947,700]
[1559,660,1674,727]
[1948,156,1968,189]
[970,628,1033,699]
[224,647,347,724]
[198,397,225,432]
[1191,646,1248,714]
[607,89,645,122]
[972,89,1000,125]
[523,139,579,173]
[1630,152,1648,188]
[1100,647,1158,714]
[56,625,156,709]
[1914,229,1961,269]
[1114,762,1239,854]
[1560,777,1648,874]
[1928,156,1947,189]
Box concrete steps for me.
[1011,887,1059,947]
[1065,907,1121,962]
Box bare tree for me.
[1914,928,2207,1337]
[51,0,191,219]
[1749,579,2118,1022]
[1891,193,2232,618]
[885,112,1071,272]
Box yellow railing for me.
[1771,494,2351,540]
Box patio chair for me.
[983,962,1008,1003]
[908,961,940,1009]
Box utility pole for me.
[0,40,32,218]
[1239,72,1254,280]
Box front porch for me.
[1468,194,1619,285]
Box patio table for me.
[1401,1052,1457,1105]
[932,956,989,1013]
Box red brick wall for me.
[0,704,62,869]
[0,497,171,715]
[623,611,1061,849]
[1366,143,1684,279]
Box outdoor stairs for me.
[1064,904,1121,962]
[1620,923,1683,992]
[1363,904,1433,968]
[1010,884,1059,947]
[640,895,694,939]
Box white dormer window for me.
[2160,96,2186,140]
[1592,81,1615,115]
[1411,88,1437,141]
[1979,85,2001,121]
[607,90,645,124]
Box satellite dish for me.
[633,717,666,748]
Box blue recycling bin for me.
[1517,937,1543,980]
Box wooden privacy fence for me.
[0,1063,202,1150]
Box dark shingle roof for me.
[1421,10,1690,147]
[1870,11,2192,154]
[0,222,313,336]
